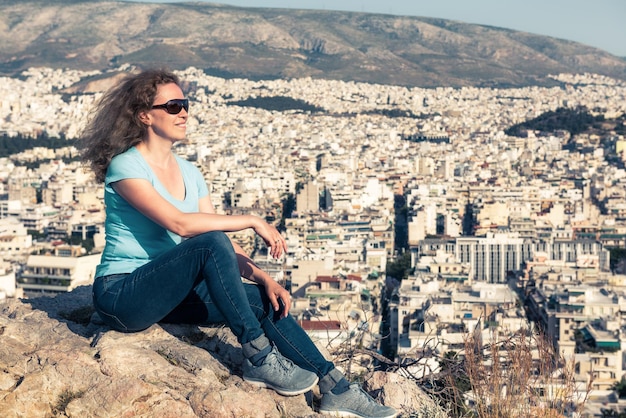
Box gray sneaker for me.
[243,346,319,396]
[319,384,397,418]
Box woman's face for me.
[144,82,188,143]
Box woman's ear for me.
[138,111,151,125]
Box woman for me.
[79,68,396,418]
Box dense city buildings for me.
[1,66,626,414]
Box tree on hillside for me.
[504,106,601,137]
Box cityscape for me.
[1,65,626,416]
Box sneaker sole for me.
[243,376,319,396]
[318,408,397,418]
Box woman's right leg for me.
[92,231,264,345]
[93,231,318,395]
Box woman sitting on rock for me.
[79,68,396,418]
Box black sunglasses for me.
[151,98,189,114]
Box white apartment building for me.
[412,232,610,284]
[0,217,32,256]
[284,212,393,284]
[413,233,530,284]
[365,240,387,274]
[0,260,19,300]
[526,284,621,353]
[524,265,626,394]
[7,176,37,205]
[296,181,320,213]
[388,280,434,355]
[0,200,22,219]
[388,275,524,371]
[41,181,73,206]
[20,204,60,231]
[286,257,333,297]
[298,319,345,348]
[535,238,609,270]
[266,171,296,197]
[18,246,100,294]
[456,233,528,283]
[574,322,622,391]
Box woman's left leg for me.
[164,274,398,417]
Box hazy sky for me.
[130,0,626,56]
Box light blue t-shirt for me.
[95,146,209,277]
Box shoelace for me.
[268,350,295,374]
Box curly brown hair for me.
[77,68,182,183]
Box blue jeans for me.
[92,231,335,381]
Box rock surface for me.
[0,286,442,417]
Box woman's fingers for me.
[269,234,286,258]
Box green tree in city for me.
[613,377,626,398]
[610,248,626,272]
[278,193,295,232]
[386,251,412,281]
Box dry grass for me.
[315,297,590,417]
[326,321,589,417]
[454,329,587,417]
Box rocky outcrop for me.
[0,286,442,417]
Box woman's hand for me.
[264,277,291,319]
[230,239,290,318]
[252,217,287,259]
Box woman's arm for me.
[231,240,291,318]
[198,193,291,317]
[113,178,286,258]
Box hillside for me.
[0,0,625,87]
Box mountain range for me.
[1,0,625,88]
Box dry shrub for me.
[461,329,587,418]
[315,303,589,417]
